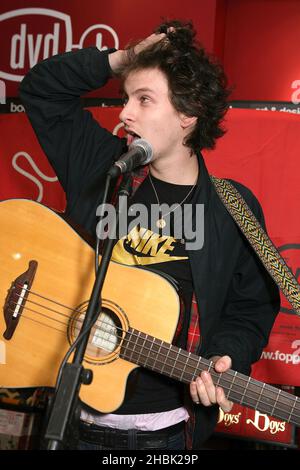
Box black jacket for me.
[19,47,280,448]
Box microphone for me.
[108,138,153,178]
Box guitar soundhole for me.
[69,300,128,365]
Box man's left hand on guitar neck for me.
[190,355,234,413]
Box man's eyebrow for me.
[123,87,156,96]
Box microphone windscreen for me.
[129,138,153,164]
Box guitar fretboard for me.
[120,328,300,427]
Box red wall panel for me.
[223,0,300,101]
[0,0,221,98]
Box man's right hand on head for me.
[108,33,166,75]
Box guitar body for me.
[0,199,180,412]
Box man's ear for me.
[180,114,197,129]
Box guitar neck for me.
[121,328,300,427]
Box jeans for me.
[78,430,185,450]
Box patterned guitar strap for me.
[210,175,300,316]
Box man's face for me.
[119,68,188,161]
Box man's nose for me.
[119,100,135,123]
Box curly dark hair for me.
[121,20,231,153]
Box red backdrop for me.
[2,0,300,103]
[224,0,300,101]
[0,0,223,99]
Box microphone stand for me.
[44,172,132,450]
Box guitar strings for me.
[16,284,88,315]
[10,288,300,413]
[15,282,300,415]
[14,312,300,423]
[16,309,300,424]
[9,287,300,412]
[8,295,300,423]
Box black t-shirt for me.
[110,174,196,414]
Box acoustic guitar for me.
[0,199,299,426]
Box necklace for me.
[149,173,197,229]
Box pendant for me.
[156,218,166,229]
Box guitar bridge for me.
[3,260,38,340]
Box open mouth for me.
[126,130,141,146]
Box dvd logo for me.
[11,23,60,70]
[0,8,119,83]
